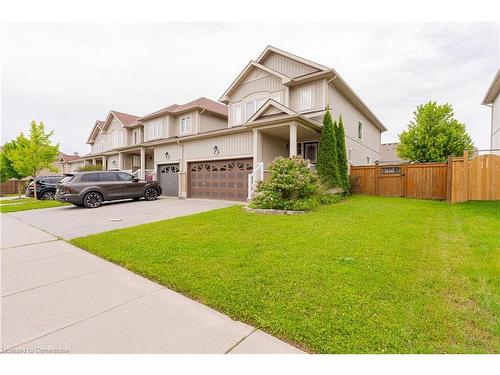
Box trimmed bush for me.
[335,115,350,193]
[250,156,319,211]
[76,165,103,172]
[317,109,340,188]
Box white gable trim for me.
[256,45,329,72]
[219,61,291,103]
[246,99,296,123]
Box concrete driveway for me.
[1,199,303,354]
[7,197,235,240]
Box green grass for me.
[0,198,68,213]
[70,196,500,353]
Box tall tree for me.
[317,108,340,187]
[397,101,474,162]
[9,121,60,199]
[1,140,26,198]
[335,115,350,192]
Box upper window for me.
[299,87,312,110]
[348,148,353,162]
[133,130,139,145]
[180,116,192,134]
[233,104,242,125]
[366,156,371,165]
[148,119,162,139]
[358,121,364,140]
[245,98,266,121]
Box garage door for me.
[158,163,179,197]
[188,158,253,201]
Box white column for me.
[140,147,145,180]
[252,129,262,170]
[102,156,107,170]
[92,158,96,166]
[289,123,298,157]
[118,152,123,170]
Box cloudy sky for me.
[1,23,498,155]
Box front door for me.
[158,164,179,197]
[303,142,318,167]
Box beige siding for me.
[199,112,227,133]
[492,94,500,149]
[231,71,283,102]
[154,143,183,165]
[261,133,288,167]
[289,80,326,113]
[329,86,381,165]
[261,54,318,78]
[106,154,120,170]
[182,131,253,170]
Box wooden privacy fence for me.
[0,179,28,195]
[350,151,500,203]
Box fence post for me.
[446,156,453,203]
[401,164,407,197]
[373,163,379,195]
[463,150,469,202]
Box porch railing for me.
[247,162,264,201]
[122,169,155,180]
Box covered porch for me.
[117,147,155,180]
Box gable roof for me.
[219,61,291,103]
[139,97,227,122]
[59,152,82,162]
[482,69,500,105]
[110,111,141,127]
[256,45,330,72]
[246,99,296,123]
[86,120,105,144]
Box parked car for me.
[56,171,162,208]
[26,175,64,200]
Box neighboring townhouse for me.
[379,142,405,164]
[58,152,83,174]
[64,46,386,201]
[482,68,500,151]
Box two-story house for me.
[483,68,500,151]
[63,46,386,201]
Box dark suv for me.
[56,171,162,208]
[26,175,64,200]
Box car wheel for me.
[41,191,55,200]
[144,187,158,201]
[83,192,103,208]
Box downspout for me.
[326,73,338,110]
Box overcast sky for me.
[1,23,499,155]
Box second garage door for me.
[188,158,253,201]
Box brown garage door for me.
[188,158,253,201]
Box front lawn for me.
[71,196,500,353]
[0,198,68,213]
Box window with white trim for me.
[299,87,312,110]
[133,130,139,145]
[180,116,192,134]
[270,92,281,103]
[358,121,364,140]
[148,119,162,139]
[233,104,242,125]
[110,130,119,148]
[348,148,353,162]
[245,98,266,121]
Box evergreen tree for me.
[335,115,350,192]
[316,108,340,187]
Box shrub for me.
[348,175,360,195]
[250,156,319,211]
[76,165,103,172]
[317,109,340,188]
[335,116,350,192]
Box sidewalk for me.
[1,214,303,354]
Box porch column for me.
[118,152,123,170]
[140,147,145,180]
[92,158,96,166]
[252,129,263,170]
[102,156,107,170]
[289,123,297,157]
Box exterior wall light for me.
[165,152,170,159]
[213,146,220,156]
